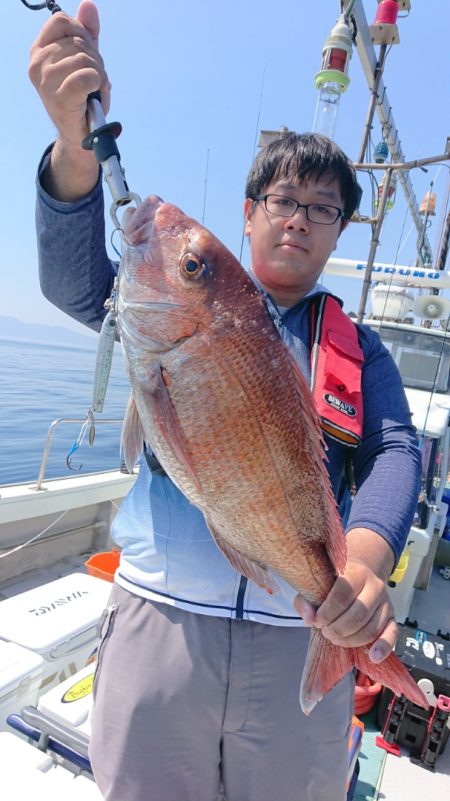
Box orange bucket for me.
[85,549,121,582]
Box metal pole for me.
[35,417,124,491]
[436,212,450,272]
[351,0,434,266]
[356,167,393,323]
[357,44,388,164]
[353,152,450,173]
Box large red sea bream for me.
[116,194,427,714]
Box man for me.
[29,3,421,800]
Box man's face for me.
[244,173,348,306]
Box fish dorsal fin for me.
[284,345,329,474]
[121,393,145,473]
[286,345,347,575]
[205,517,279,595]
[325,526,347,576]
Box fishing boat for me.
[1,0,450,798]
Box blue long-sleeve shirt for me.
[35,147,421,625]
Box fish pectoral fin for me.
[205,519,278,595]
[121,394,145,472]
[152,366,202,494]
[299,628,429,716]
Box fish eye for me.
[179,253,208,280]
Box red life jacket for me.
[310,294,364,447]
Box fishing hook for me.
[110,227,123,259]
[66,409,96,471]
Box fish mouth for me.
[122,194,164,243]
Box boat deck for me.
[0,551,91,601]
[380,745,450,801]
[356,565,450,800]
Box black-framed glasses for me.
[254,194,345,225]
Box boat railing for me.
[35,417,125,491]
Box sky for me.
[3,0,450,336]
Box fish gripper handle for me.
[81,121,124,162]
[81,90,123,161]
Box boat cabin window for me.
[368,326,450,393]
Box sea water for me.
[0,338,131,485]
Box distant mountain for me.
[0,316,98,350]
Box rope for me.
[0,509,69,560]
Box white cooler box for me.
[38,662,95,737]
[0,640,44,732]
[0,732,102,799]
[0,574,111,691]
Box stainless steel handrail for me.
[35,417,124,491]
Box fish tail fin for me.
[300,628,353,715]
[351,647,429,710]
[300,628,429,716]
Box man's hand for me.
[294,528,398,663]
[28,1,109,200]
[29,0,109,147]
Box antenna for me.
[201,148,210,225]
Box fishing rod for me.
[20,0,141,226]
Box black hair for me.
[245,132,362,220]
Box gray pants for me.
[89,584,354,801]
